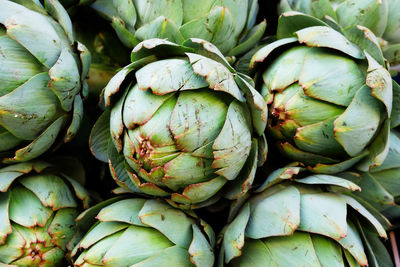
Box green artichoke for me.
[90,38,268,208]
[279,0,400,69]
[0,0,90,163]
[61,0,266,56]
[71,197,215,266]
[219,168,392,266]
[0,160,90,266]
[250,12,400,174]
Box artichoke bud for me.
[0,160,91,266]
[90,38,268,208]
[0,0,91,163]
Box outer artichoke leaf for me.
[256,166,302,192]
[131,39,189,62]
[320,15,344,34]
[357,119,390,172]
[139,199,195,248]
[334,85,382,157]
[235,76,267,135]
[133,245,193,267]
[19,174,77,210]
[170,89,227,152]
[171,176,227,204]
[360,225,394,267]
[76,41,91,86]
[187,53,245,101]
[310,0,337,20]
[9,186,52,228]
[180,6,236,54]
[298,193,347,240]
[222,203,249,263]
[296,26,365,59]
[372,168,400,197]
[181,0,214,23]
[357,173,394,205]
[108,141,140,192]
[44,0,74,43]
[79,221,128,251]
[250,37,298,69]
[189,224,214,267]
[79,231,123,265]
[372,130,400,171]
[342,195,387,238]
[89,109,111,163]
[0,226,24,264]
[277,11,329,39]
[338,220,367,266]
[40,246,64,266]
[336,0,388,37]
[183,38,234,72]
[110,87,127,152]
[296,174,361,191]
[311,151,368,174]
[104,225,176,266]
[294,117,347,157]
[228,20,266,57]
[215,0,249,38]
[0,191,11,245]
[0,36,44,96]
[280,141,339,165]
[223,139,258,200]
[0,127,22,153]
[390,80,400,128]
[0,72,59,140]
[299,47,366,106]
[133,0,182,28]
[10,115,67,163]
[0,1,63,68]
[312,234,344,267]
[97,199,146,226]
[135,16,185,45]
[65,94,83,142]
[213,101,252,180]
[383,44,400,67]
[136,59,207,95]
[344,25,385,67]
[0,172,24,192]
[112,16,139,48]
[226,238,275,266]
[246,186,300,238]
[365,52,393,117]
[47,208,79,249]
[91,0,136,30]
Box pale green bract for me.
[89,38,268,209]
[71,197,215,266]
[0,0,90,163]
[0,160,90,266]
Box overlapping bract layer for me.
[90,38,267,207]
[0,161,90,266]
[251,12,399,173]
[0,0,90,163]
[62,0,266,56]
[72,198,215,266]
[279,0,400,68]
[219,170,391,266]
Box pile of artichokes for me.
[0,0,399,266]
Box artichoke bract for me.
[279,0,400,69]
[90,38,268,208]
[0,0,90,163]
[71,197,215,266]
[0,160,90,266]
[351,130,400,222]
[219,169,392,266]
[62,0,266,56]
[251,12,400,174]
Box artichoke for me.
[219,168,392,266]
[0,0,90,163]
[61,0,266,56]
[250,12,400,174]
[90,38,268,208]
[71,197,215,266]
[0,160,90,266]
[278,0,400,69]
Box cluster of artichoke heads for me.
[0,0,399,266]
